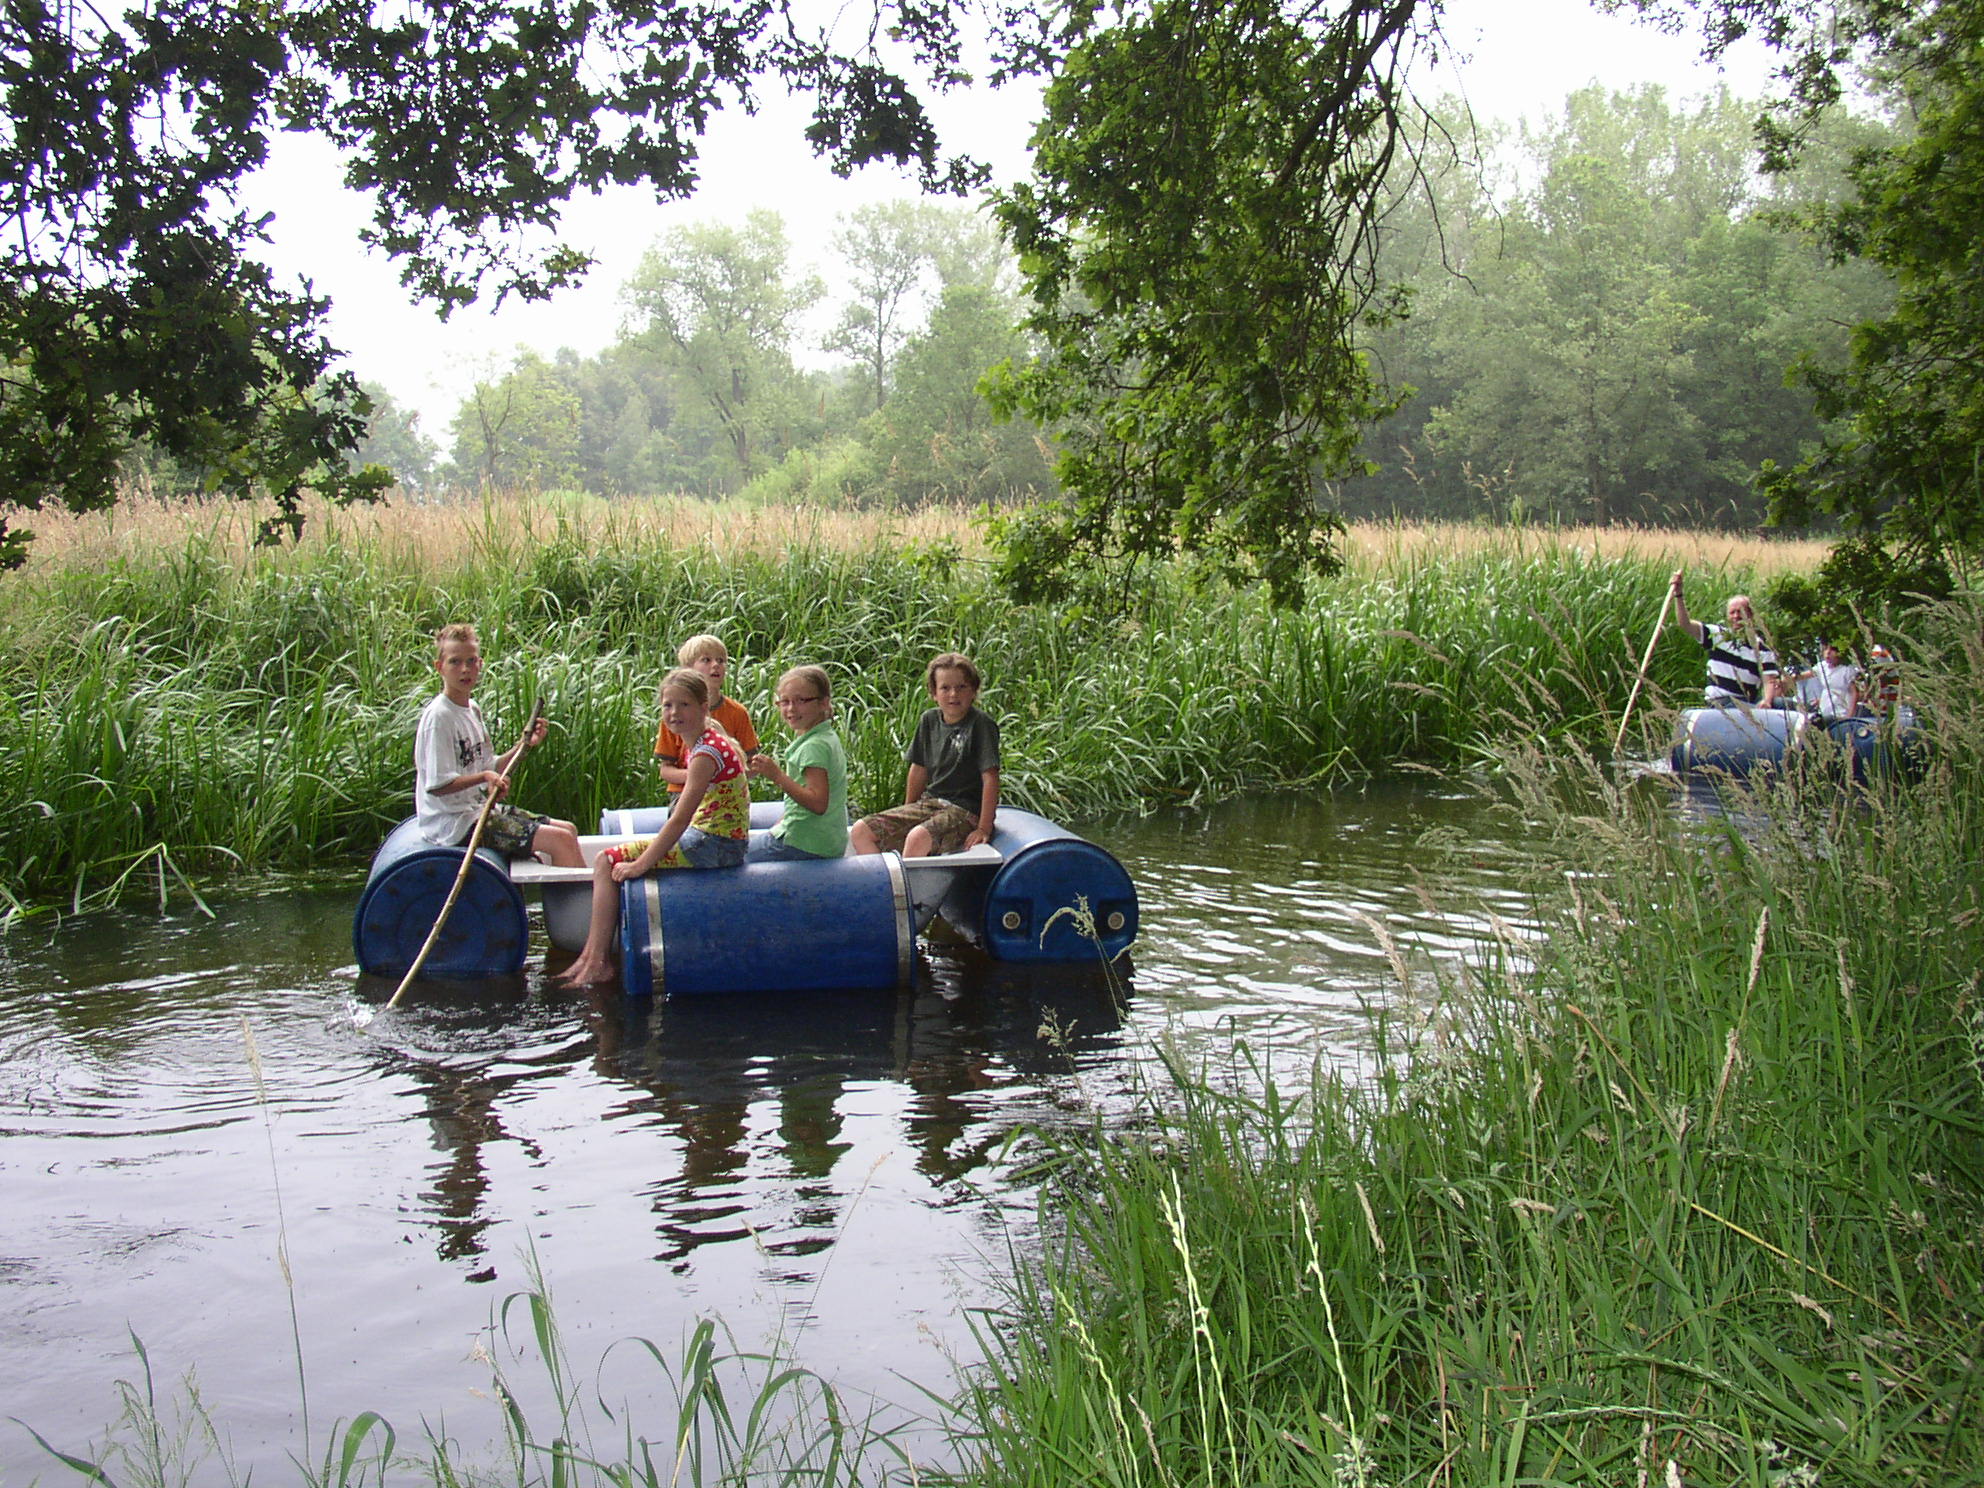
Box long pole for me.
[385,699,542,1011]
[1615,587,1674,755]
[384,790,499,1009]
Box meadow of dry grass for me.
[11,487,1833,580]
[13,490,984,574]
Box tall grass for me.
[947,599,1984,1487]
[0,491,1829,912]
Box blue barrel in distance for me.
[353,816,529,978]
[1824,705,1927,783]
[605,802,811,863]
[618,854,913,998]
[1669,705,1807,776]
[972,810,1138,964]
[1823,716,1880,782]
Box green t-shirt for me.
[770,721,849,858]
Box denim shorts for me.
[605,826,747,870]
[673,826,747,869]
[748,829,836,863]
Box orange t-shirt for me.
[654,696,758,791]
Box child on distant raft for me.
[558,668,749,985]
[747,665,849,861]
[1866,643,1903,717]
[415,623,583,866]
[655,633,758,794]
[850,652,999,858]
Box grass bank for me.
[951,599,1984,1487]
[0,492,1822,914]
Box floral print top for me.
[686,728,749,840]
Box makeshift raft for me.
[354,802,1138,996]
[1669,702,1925,780]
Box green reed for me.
[946,598,1984,1488]
[0,499,1740,912]
[29,1289,904,1487]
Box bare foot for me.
[557,952,619,986]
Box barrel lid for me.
[983,837,1138,963]
[353,848,528,978]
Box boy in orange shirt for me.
[654,634,759,793]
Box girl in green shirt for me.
[747,665,849,861]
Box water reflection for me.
[1099,782,1539,1073]
[351,972,584,1269]
[567,945,1128,1267]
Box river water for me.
[0,780,1543,1481]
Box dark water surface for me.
[0,781,1539,1480]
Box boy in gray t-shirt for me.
[849,652,1001,857]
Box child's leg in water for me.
[556,852,625,985]
[556,839,704,984]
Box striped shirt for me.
[1701,623,1778,704]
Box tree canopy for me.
[1759,0,1984,590]
[0,0,992,565]
[987,0,1420,611]
[7,0,1981,605]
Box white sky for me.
[247,0,1778,439]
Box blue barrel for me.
[1669,705,1808,776]
[957,810,1138,964]
[603,801,1139,967]
[1823,705,1927,783]
[602,801,784,836]
[601,804,670,836]
[1822,716,1881,782]
[618,854,914,998]
[353,816,529,978]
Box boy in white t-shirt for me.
[414,624,584,865]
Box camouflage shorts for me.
[480,803,553,857]
[857,797,978,856]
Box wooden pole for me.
[1615,587,1675,755]
[383,789,499,1009]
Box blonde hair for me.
[778,664,833,718]
[659,668,734,744]
[677,634,729,667]
[434,622,478,654]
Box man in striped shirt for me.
[1670,570,1783,706]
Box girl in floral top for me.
[558,669,746,985]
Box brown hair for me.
[925,652,981,693]
[658,668,734,744]
[777,664,833,717]
[434,623,478,655]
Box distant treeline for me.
[355,203,1060,512]
[1345,84,1893,531]
[124,86,1894,531]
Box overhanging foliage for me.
[1759,0,1984,587]
[987,0,1419,612]
[0,0,989,559]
